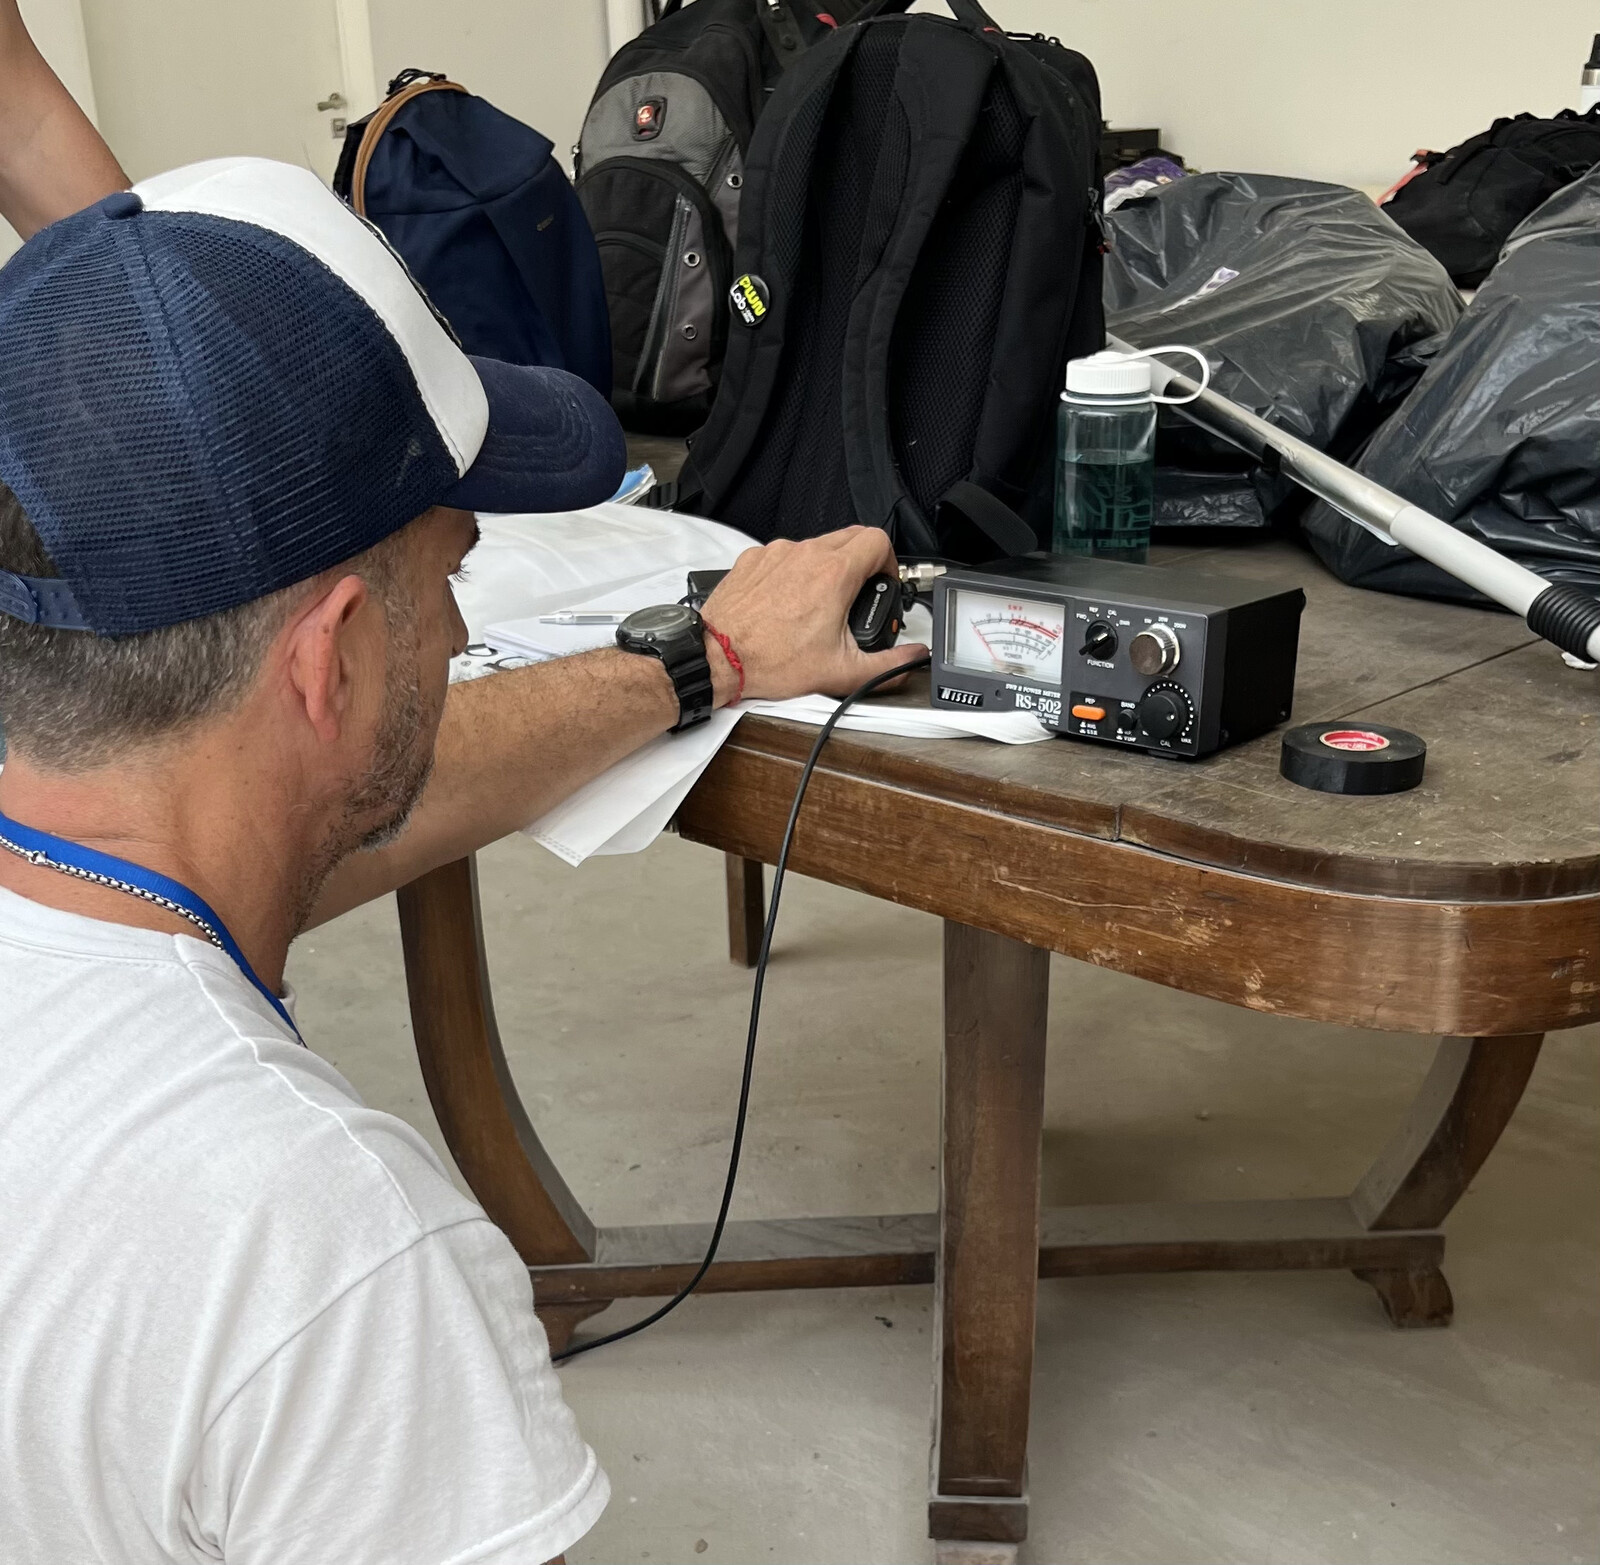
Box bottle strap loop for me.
[1111,342,1213,405]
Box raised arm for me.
[308,526,925,924]
[0,0,128,239]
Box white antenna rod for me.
[1108,334,1600,665]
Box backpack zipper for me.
[1087,186,1109,250]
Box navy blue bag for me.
[335,70,611,395]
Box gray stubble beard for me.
[289,626,439,938]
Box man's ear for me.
[282,573,372,743]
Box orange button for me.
[1071,703,1106,721]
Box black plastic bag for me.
[1303,165,1600,604]
[1104,172,1462,527]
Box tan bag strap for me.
[349,77,468,217]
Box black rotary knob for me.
[1080,620,1118,660]
[1135,683,1193,742]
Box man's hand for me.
[700,526,928,703]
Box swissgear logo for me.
[633,98,665,140]
[730,273,770,327]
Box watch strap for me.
[657,634,715,731]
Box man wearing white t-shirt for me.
[0,161,918,1563]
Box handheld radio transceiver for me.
[930,556,1305,759]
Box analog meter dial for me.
[945,588,1066,683]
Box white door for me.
[78,0,370,185]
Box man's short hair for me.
[0,482,408,772]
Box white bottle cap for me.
[1063,350,1153,401]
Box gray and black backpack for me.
[576,0,871,433]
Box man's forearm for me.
[0,1,129,238]
[307,523,920,927]
[307,647,685,925]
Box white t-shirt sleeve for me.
[191,1218,608,1565]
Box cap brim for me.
[441,357,627,515]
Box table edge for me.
[720,715,1599,903]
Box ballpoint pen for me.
[536,610,632,625]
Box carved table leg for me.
[1349,1033,1543,1327]
[397,857,611,1344]
[930,921,1050,1550]
[724,853,765,968]
[538,1302,613,1358]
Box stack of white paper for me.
[523,714,743,862]
[742,693,1050,744]
[487,565,711,662]
[450,502,757,648]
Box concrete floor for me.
[287,829,1600,1565]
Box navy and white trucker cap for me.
[0,157,627,636]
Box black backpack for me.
[1382,106,1600,286]
[575,0,871,433]
[670,0,1103,560]
[334,71,611,392]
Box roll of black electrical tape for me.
[1279,722,1426,795]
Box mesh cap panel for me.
[0,202,455,634]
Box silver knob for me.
[1129,622,1181,677]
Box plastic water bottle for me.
[1054,350,1158,564]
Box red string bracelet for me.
[702,621,745,704]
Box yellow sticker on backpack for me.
[730,273,770,327]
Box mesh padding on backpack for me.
[717,26,906,540]
[889,78,1026,513]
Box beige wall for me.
[12,0,1600,224]
[993,0,1599,189]
[367,0,610,171]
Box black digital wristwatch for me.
[616,603,715,732]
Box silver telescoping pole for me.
[1107,334,1600,665]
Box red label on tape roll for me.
[1318,728,1390,753]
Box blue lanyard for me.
[0,809,302,1044]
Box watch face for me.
[621,603,698,640]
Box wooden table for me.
[396,535,1598,1557]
